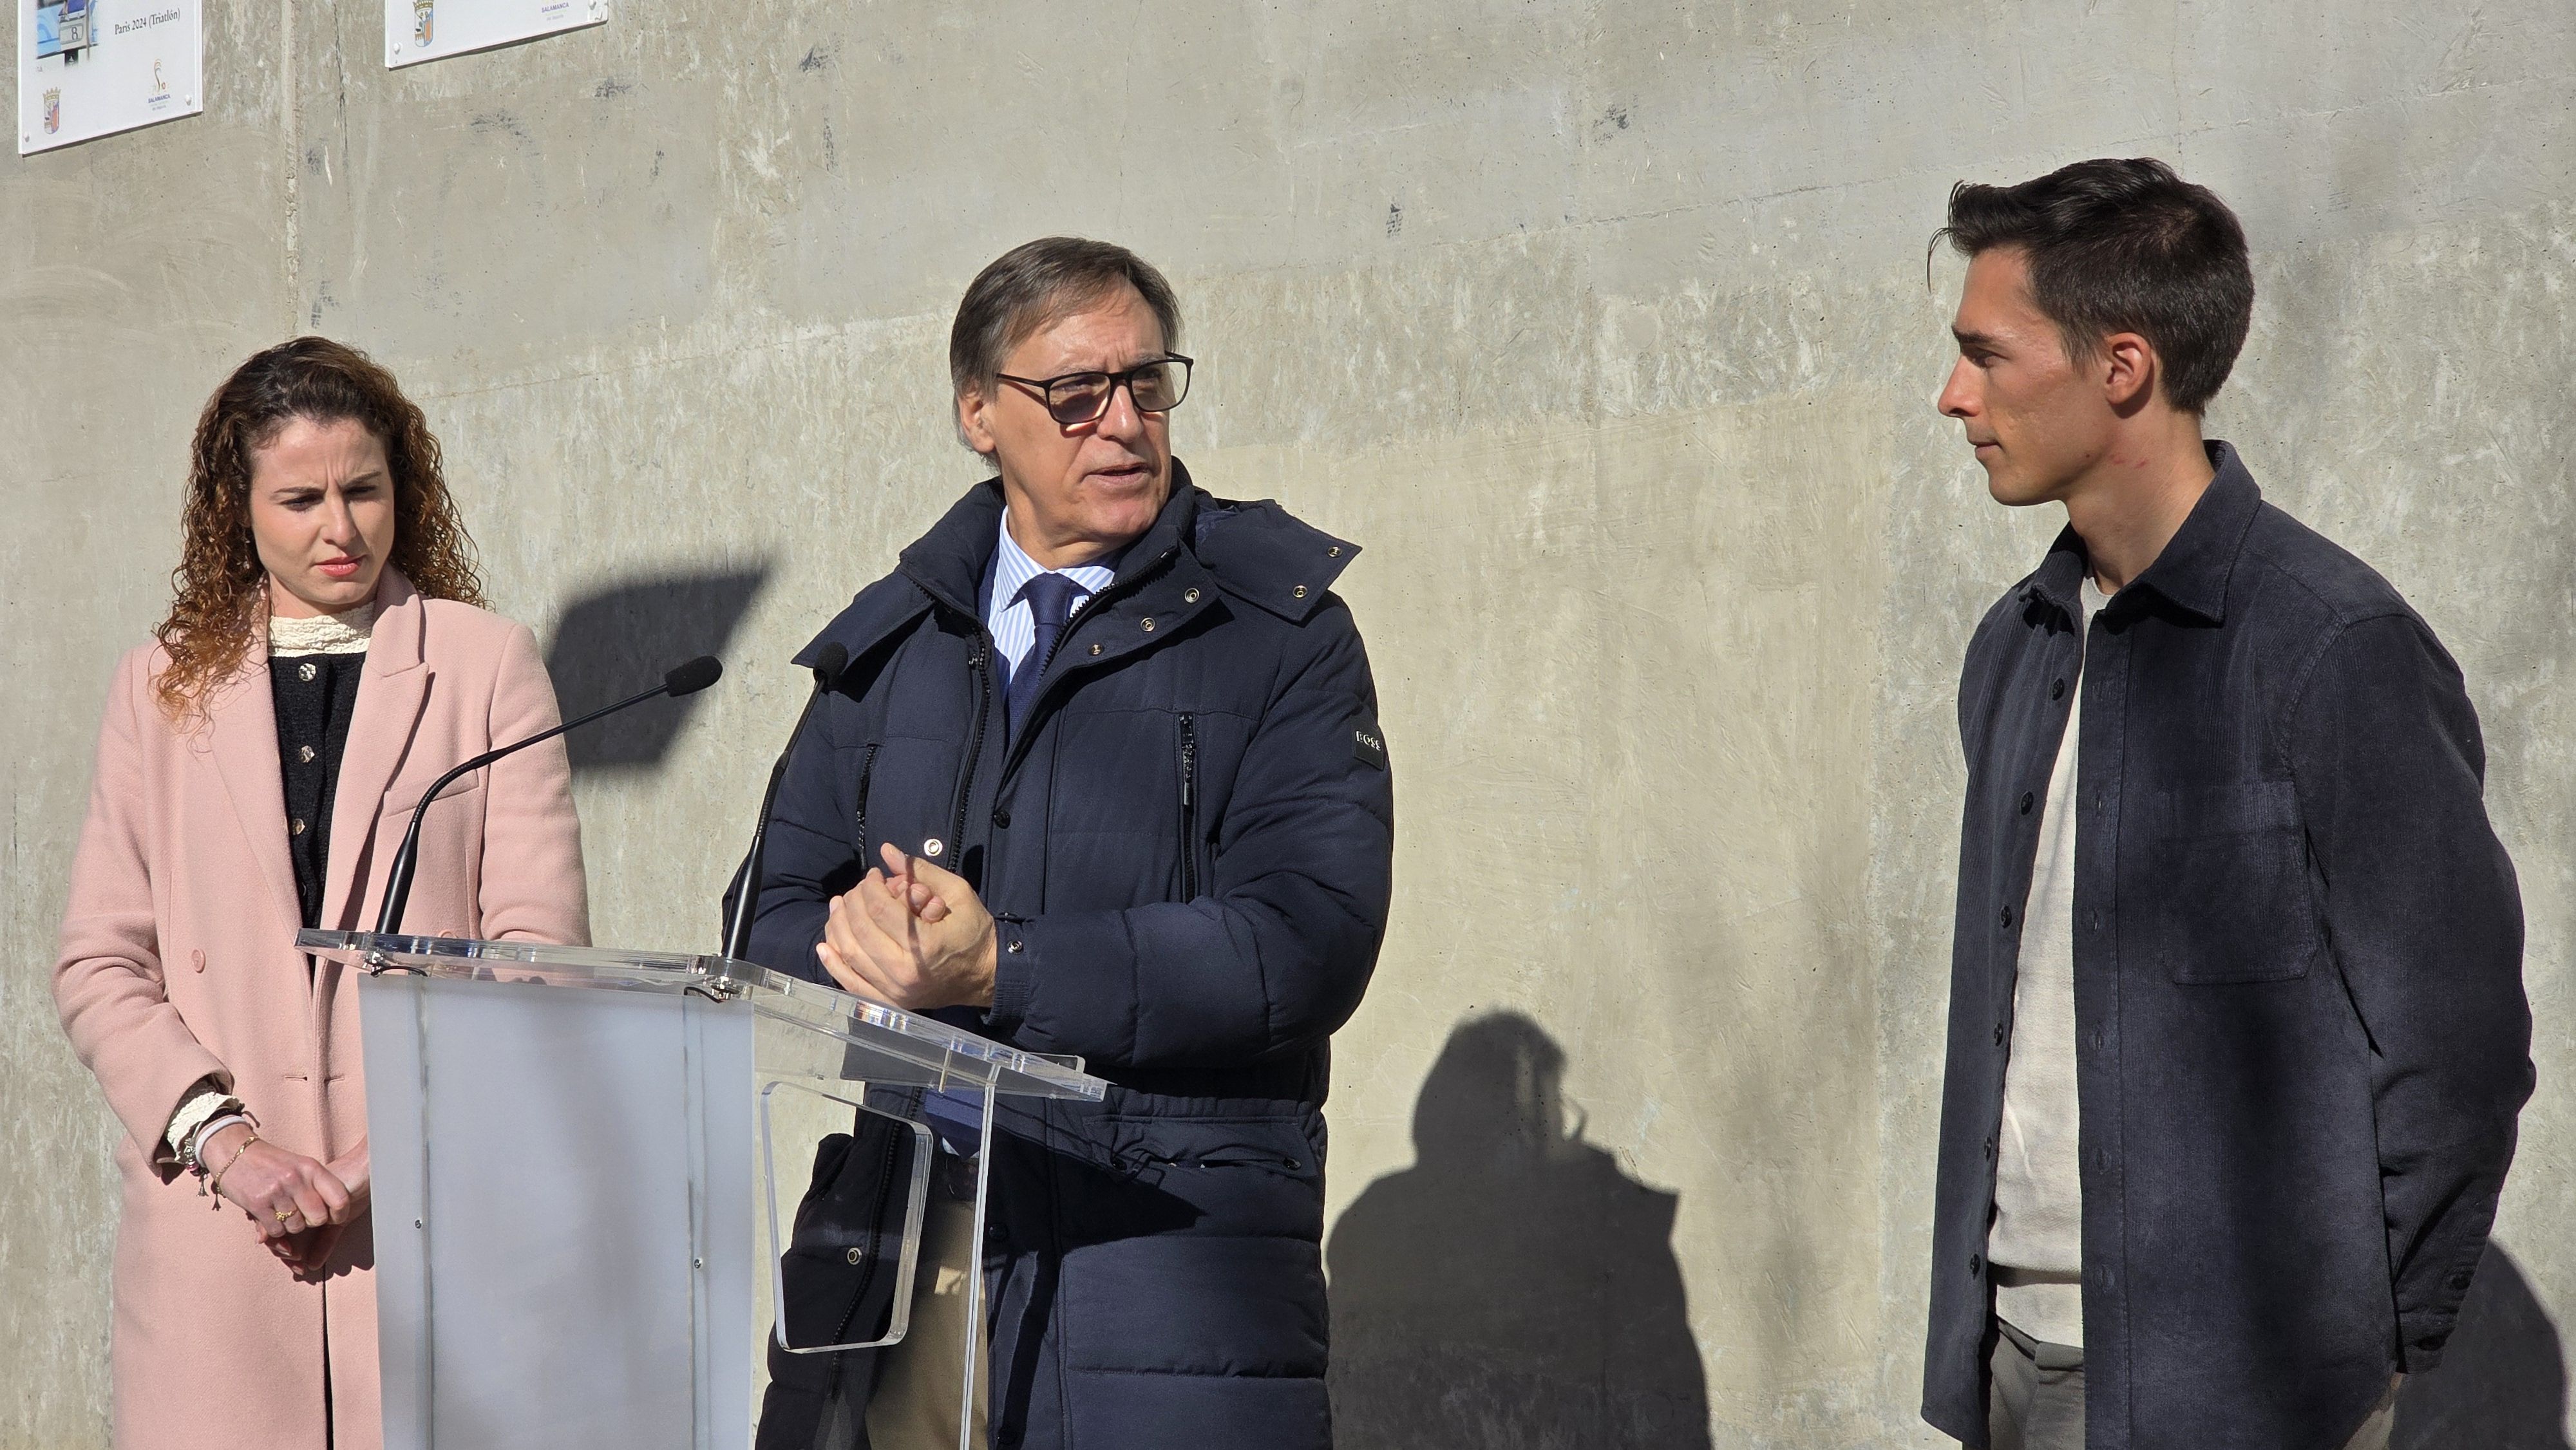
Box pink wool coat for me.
[53,573,589,1450]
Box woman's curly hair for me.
[154,337,486,720]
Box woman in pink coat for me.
[53,337,590,1449]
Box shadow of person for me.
[1327,1012,1711,1450]
[2394,1240,2572,1449]
[544,565,770,773]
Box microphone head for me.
[665,655,724,697]
[811,643,851,688]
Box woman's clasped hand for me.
[204,1124,371,1272]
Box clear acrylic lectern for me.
[299,930,1106,1450]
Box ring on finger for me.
[276,1207,300,1223]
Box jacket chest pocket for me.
[2140,780,2322,984]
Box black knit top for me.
[270,652,365,928]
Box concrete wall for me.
[6,2,2573,1444]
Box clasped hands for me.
[204,1122,368,1273]
[815,842,998,1011]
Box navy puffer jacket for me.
[744,465,1394,1450]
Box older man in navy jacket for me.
[741,238,1393,1450]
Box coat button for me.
[845,1247,864,1265]
[299,661,319,682]
[2088,910,2103,931]
[1007,938,1025,954]
[922,838,945,858]
[1994,1021,2007,1046]
[2091,1029,2106,1050]
[2018,792,2034,815]
[191,948,207,973]
[1141,617,1156,633]
[1327,546,1341,558]
[291,818,307,836]
[1183,588,1200,604]
[1969,1253,1984,1278]
[1998,905,2014,928]
[299,744,317,764]
[992,807,1012,829]
[1982,1135,1995,1160]
[2050,678,2065,701]
[1090,643,1103,656]
[1292,585,1309,599]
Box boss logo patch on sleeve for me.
[1352,721,1387,770]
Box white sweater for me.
[1989,576,2108,1347]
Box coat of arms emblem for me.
[42,89,62,135]
[413,0,433,45]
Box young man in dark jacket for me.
[741,237,1394,1450]
[1921,160,2530,1450]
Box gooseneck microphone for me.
[372,655,724,936]
[720,643,849,963]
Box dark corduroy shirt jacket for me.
[1922,444,2532,1449]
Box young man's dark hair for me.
[1935,157,2253,413]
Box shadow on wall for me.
[2394,1240,2571,1449]
[544,566,770,773]
[1327,1012,1712,1450]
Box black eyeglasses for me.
[995,355,1193,426]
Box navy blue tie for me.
[1007,573,1083,737]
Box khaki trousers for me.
[864,1196,990,1450]
[1986,1319,2401,1450]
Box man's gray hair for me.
[949,238,1183,397]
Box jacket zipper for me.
[1142,1151,1303,1171]
[1178,712,1199,900]
[948,636,990,865]
[851,742,879,859]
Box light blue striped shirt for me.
[986,511,1119,679]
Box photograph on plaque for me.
[384,0,604,69]
[16,0,200,155]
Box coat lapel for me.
[202,652,304,942]
[321,574,433,930]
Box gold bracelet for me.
[205,1133,258,1203]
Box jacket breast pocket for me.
[2143,780,2321,984]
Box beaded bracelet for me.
[205,1133,258,1205]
